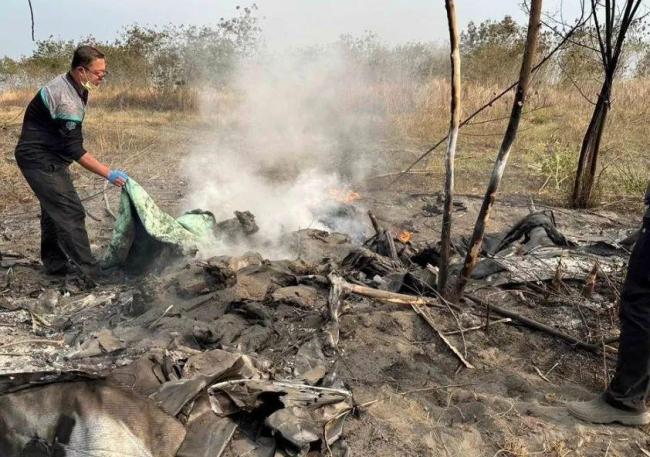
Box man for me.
[568,183,650,425]
[15,45,128,282]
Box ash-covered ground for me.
[0,173,647,456]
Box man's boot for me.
[567,395,650,425]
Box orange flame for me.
[328,188,361,204]
[398,231,412,243]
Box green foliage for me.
[0,57,19,82]
[463,16,524,53]
[336,31,448,82]
[634,36,650,76]
[461,15,557,84]
[28,39,78,74]
[610,159,649,196]
[0,4,261,89]
[530,139,577,193]
[555,13,650,82]
[554,28,602,84]
[2,8,641,94]
[461,16,526,84]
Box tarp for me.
[101,179,217,273]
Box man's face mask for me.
[81,69,97,92]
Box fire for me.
[398,231,412,243]
[328,188,361,204]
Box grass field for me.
[1,76,648,215]
[386,77,649,207]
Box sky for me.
[1,0,584,59]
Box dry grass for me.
[0,85,201,112]
[384,76,650,209]
[0,107,208,214]
[0,82,243,213]
[1,76,648,215]
[1,106,33,213]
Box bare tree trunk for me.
[570,0,642,208]
[571,78,611,207]
[438,0,461,296]
[452,0,543,301]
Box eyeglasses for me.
[83,66,109,78]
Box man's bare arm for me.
[77,152,127,187]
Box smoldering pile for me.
[0,201,635,456]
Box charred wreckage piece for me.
[328,209,629,355]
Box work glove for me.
[107,169,129,187]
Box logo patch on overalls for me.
[65,121,77,131]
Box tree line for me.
[2,8,648,90]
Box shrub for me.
[0,4,261,89]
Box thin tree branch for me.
[27,0,35,41]
[611,0,642,66]
[540,18,600,54]
[591,0,609,69]
[464,294,609,353]
[558,62,598,105]
[103,180,116,219]
[465,104,549,126]
[605,0,614,61]
[411,303,474,369]
[459,125,536,137]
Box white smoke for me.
[182,45,387,258]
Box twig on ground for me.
[0,338,64,349]
[485,300,492,335]
[443,318,512,335]
[29,311,52,328]
[602,331,609,390]
[533,365,553,383]
[367,211,382,236]
[329,274,439,308]
[103,180,116,219]
[147,304,174,328]
[327,274,458,366]
[442,300,469,358]
[636,443,650,457]
[421,285,470,357]
[384,229,399,261]
[604,438,611,457]
[327,382,476,424]
[84,208,101,222]
[545,354,567,377]
[464,294,610,354]
[411,303,474,369]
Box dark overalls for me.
[605,186,650,411]
[14,73,97,278]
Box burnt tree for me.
[438,0,461,296]
[453,0,544,301]
[571,0,643,208]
